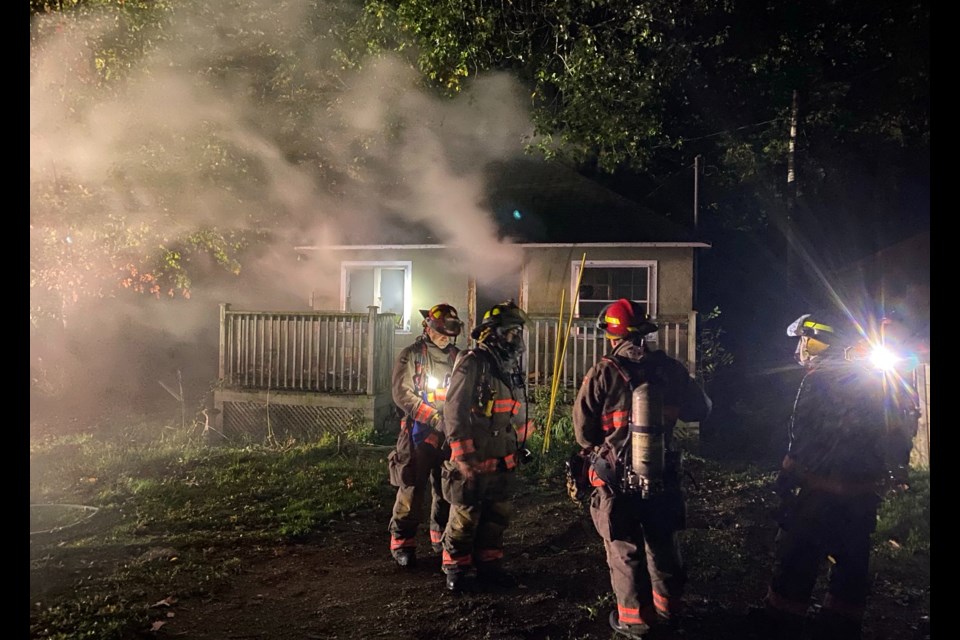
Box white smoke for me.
[30,0,533,423]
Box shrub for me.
[874,468,930,556]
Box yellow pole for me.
[542,253,587,453]
[542,289,565,453]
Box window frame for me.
[571,259,658,319]
[340,261,413,333]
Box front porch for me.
[213,303,696,442]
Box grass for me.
[29,409,930,640]
[874,468,931,556]
[29,414,396,640]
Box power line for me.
[653,117,784,150]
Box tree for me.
[344,0,928,244]
[29,0,358,327]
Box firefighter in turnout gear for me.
[440,300,535,592]
[752,313,919,640]
[573,299,711,639]
[387,303,464,568]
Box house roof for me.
[317,156,708,247]
[832,229,930,282]
[483,157,702,244]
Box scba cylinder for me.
[630,382,665,487]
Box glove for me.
[772,469,799,529]
[773,469,798,498]
[428,412,442,429]
[456,459,477,482]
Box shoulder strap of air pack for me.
[601,355,636,392]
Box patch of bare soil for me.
[146,457,929,640]
[27,446,928,639]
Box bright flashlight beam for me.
[427,376,439,390]
[870,346,899,371]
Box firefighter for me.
[751,312,919,640]
[573,299,711,639]
[440,299,535,592]
[386,303,464,568]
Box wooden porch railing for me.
[217,303,695,401]
[523,313,697,396]
[218,304,395,394]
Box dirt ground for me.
[93,456,926,640]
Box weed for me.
[521,388,578,484]
[29,411,930,640]
[578,592,614,620]
[874,469,930,556]
[30,415,395,638]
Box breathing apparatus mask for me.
[471,300,528,372]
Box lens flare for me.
[869,345,899,371]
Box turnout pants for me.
[440,465,514,573]
[765,489,880,625]
[388,440,449,553]
[590,486,686,626]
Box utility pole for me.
[693,154,701,231]
[692,155,701,313]
[786,90,799,289]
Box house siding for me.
[522,246,694,317]
[303,244,696,359]
[307,248,471,356]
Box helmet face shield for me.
[421,304,463,337]
[436,315,464,336]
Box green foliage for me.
[31,416,394,543]
[874,469,930,556]
[520,385,578,484]
[29,0,345,326]
[696,306,735,387]
[578,592,614,621]
[30,415,396,637]
[31,0,929,326]
[344,0,677,171]
[346,0,928,234]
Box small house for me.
[212,158,711,441]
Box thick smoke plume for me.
[30,0,533,428]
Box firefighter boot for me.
[391,548,416,569]
[746,604,806,640]
[815,609,862,640]
[476,560,518,590]
[444,569,467,593]
[608,611,652,639]
[655,612,683,637]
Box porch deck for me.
[212,304,697,442]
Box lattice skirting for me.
[212,387,399,445]
[220,401,364,443]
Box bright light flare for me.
[869,345,899,371]
[426,376,439,390]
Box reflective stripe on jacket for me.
[391,335,459,437]
[443,345,526,470]
[573,341,703,460]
